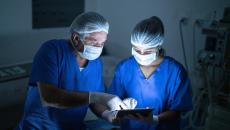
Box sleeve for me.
[167,68,193,112]
[29,42,59,87]
[107,64,126,99]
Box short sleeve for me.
[29,42,59,87]
[167,68,192,112]
[108,65,126,99]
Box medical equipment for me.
[198,23,230,70]
[201,32,230,130]
[184,8,230,130]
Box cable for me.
[179,19,189,71]
[193,22,197,70]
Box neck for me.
[77,53,88,67]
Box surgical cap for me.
[131,16,164,49]
[70,12,109,35]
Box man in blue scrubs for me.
[100,16,192,129]
[16,12,128,130]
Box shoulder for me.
[164,56,185,70]
[40,39,68,50]
[33,39,69,63]
[89,57,103,69]
[164,56,187,77]
[94,57,103,65]
[115,56,135,72]
[37,39,69,55]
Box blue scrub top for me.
[108,56,192,130]
[16,40,105,130]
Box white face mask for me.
[79,45,103,60]
[132,47,157,66]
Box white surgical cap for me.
[131,16,164,49]
[70,12,109,35]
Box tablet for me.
[116,108,153,118]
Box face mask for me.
[79,45,103,60]
[132,47,157,66]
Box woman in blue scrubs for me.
[103,16,192,130]
[15,12,127,130]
